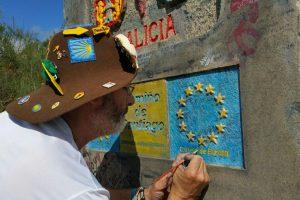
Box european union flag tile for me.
[167,66,244,169]
[86,134,120,152]
[68,37,96,63]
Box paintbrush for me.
[157,149,199,181]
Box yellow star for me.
[187,131,195,141]
[214,93,225,104]
[206,84,215,95]
[176,109,184,119]
[208,132,218,144]
[99,136,103,141]
[105,135,109,139]
[195,82,204,92]
[178,97,186,107]
[218,107,228,118]
[185,87,193,97]
[179,121,187,132]
[216,123,226,133]
[197,136,207,146]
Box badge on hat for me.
[68,37,96,63]
[32,104,42,112]
[63,27,89,36]
[41,59,64,95]
[114,34,139,69]
[18,95,30,105]
[74,92,85,100]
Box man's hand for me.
[168,154,210,200]
[144,171,173,200]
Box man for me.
[1,26,209,200]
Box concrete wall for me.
[64,0,300,199]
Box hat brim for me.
[6,28,137,123]
[6,70,135,123]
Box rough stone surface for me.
[67,0,300,199]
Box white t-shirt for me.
[0,111,110,200]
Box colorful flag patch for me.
[68,37,96,63]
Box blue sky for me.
[0,0,63,41]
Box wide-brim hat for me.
[6,26,138,123]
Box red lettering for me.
[134,28,143,49]
[166,14,176,39]
[143,25,148,46]
[159,18,164,41]
[149,22,158,43]
[127,31,133,44]
[123,14,176,49]
[227,20,260,55]
[228,0,260,56]
[230,0,258,23]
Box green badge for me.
[32,104,42,112]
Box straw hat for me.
[6,26,138,123]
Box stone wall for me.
[64,0,300,199]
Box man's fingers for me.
[183,154,194,161]
[172,153,187,167]
[153,172,172,189]
[186,155,202,171]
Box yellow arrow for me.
[42,63,64,95]
[63,27,89,36]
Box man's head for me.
[61,84,135,148]
[89,85,135,135]
[6,26,138,124]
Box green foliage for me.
[0,23,49,111]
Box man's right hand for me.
[168,154,210,200]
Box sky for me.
[0,0,64,41]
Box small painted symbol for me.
[179,121,187,132]
[218,107,228,118]
[208,132,218,144]
[185,87,193,97]
[178,97,186,107]
[206,84,215,95]
[195,82,204,92]
[74,92,85,100]
[18,95,30,105]
[51,102,60,109]
[32,104,42,112]
[198,136,207,146]
[187,131,195,141]
[215,93,225,105]
[176,109,184,119]
[216,123,226,133]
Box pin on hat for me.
[74,92,85,100]
[51,102,60,109]
[32,104,42,113]
[18,95,30,105]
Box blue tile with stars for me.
[86,134,120,152]
[167,66,244,169]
